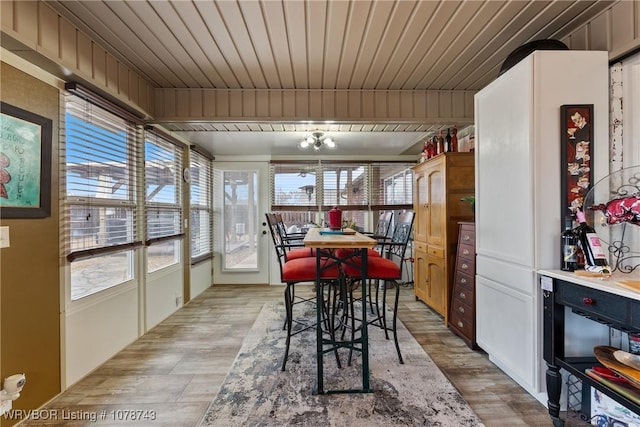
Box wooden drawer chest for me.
[412,153,475,324]
[448,222,477,349]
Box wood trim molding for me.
[153,88,476,124]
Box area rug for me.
[198,300,484,426]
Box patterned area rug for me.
[199,300,484,426]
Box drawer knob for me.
[462,249,470,255]
[459,292,466,299]
[582,297,594,305]
[460,278,467,284]
[457,321,464,328]
[459,306,465,313]
[462,263,468,270]
[463,235,470,241]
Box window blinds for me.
[270,161,318,210]
[369,163,414,209]
[144,129,184,245]
[270,160,414,211]
[64,94,142,262]
[189,148,213,262]
[320,161,368,210]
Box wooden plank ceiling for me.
[48,0,615,156]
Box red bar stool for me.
[265,213,341,370]
[266,213,316,316]
[341,211,415,364]
[267,213,315,260]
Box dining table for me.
[303,227,377,394]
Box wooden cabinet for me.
[449,222,476,349]
[412,153,474,324]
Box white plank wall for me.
[561,0,640,60]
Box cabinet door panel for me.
[426,166,444,246]
[426,255,446,316]
[414,248,428,302]
[413,172,427,243]
[476,275,536,387]
[475,58,534,267]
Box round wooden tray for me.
[594,346,640,389]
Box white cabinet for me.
[474,50,609,402]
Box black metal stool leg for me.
[391,281,403,364]
[367,279,376,315]
[282,283,294,371]
[282,283,297,330]
[380,281,390,340]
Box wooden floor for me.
[24,284,586,426]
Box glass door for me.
[213,162,270,285]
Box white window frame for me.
[63,91,143,301]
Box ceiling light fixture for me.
[299,131,336,151]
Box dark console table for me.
[540,270,640,426]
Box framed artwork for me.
[0,102,52,218]
[561,104,593,221]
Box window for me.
[144,128,184,272]
[190,148,213,263]
[64,93,142,300]
[321,162,368,209]
[270,162,318,209]
[217,169,259,271]
[270,160,414,231]
[375,164,413,207]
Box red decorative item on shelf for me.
[589,193,640,226]
[437,130,444,154]
[451,126,458,152]
[328,206,342,230]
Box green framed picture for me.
[0,102,52,218]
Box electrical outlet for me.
[0,226,10,248]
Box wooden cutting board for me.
[573,270,607,278]
[617,280,640,292]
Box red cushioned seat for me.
[282,257,340,282]
[334,248,381,259]
[342,256,400,280]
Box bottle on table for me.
[575,209,611,275]
[560,216,578,272]
[445,128,452,152]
